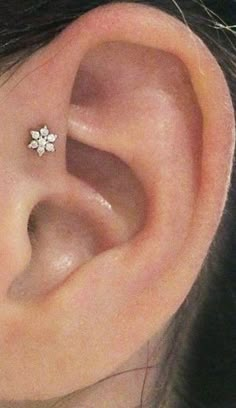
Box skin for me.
[0,2,235,406]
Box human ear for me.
[0,2,234,401]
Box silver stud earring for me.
[28,125,58,157]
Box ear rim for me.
[62,1,235,271]
[47,0,235,395]
[53,0,235,335]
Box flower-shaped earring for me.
[28,125,58,157]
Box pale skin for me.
[0,3,235,407]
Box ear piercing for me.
[28,125,58,157]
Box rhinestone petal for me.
[47,134,57,143]
[28,141,38,149]
[40,126,49,137]
[37,146,45,157]
[45,143,55,152]
[30,131,40,140]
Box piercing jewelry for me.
[28,125,58,157]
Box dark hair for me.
[0,1,235,407]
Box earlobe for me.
[0,2,234,401]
